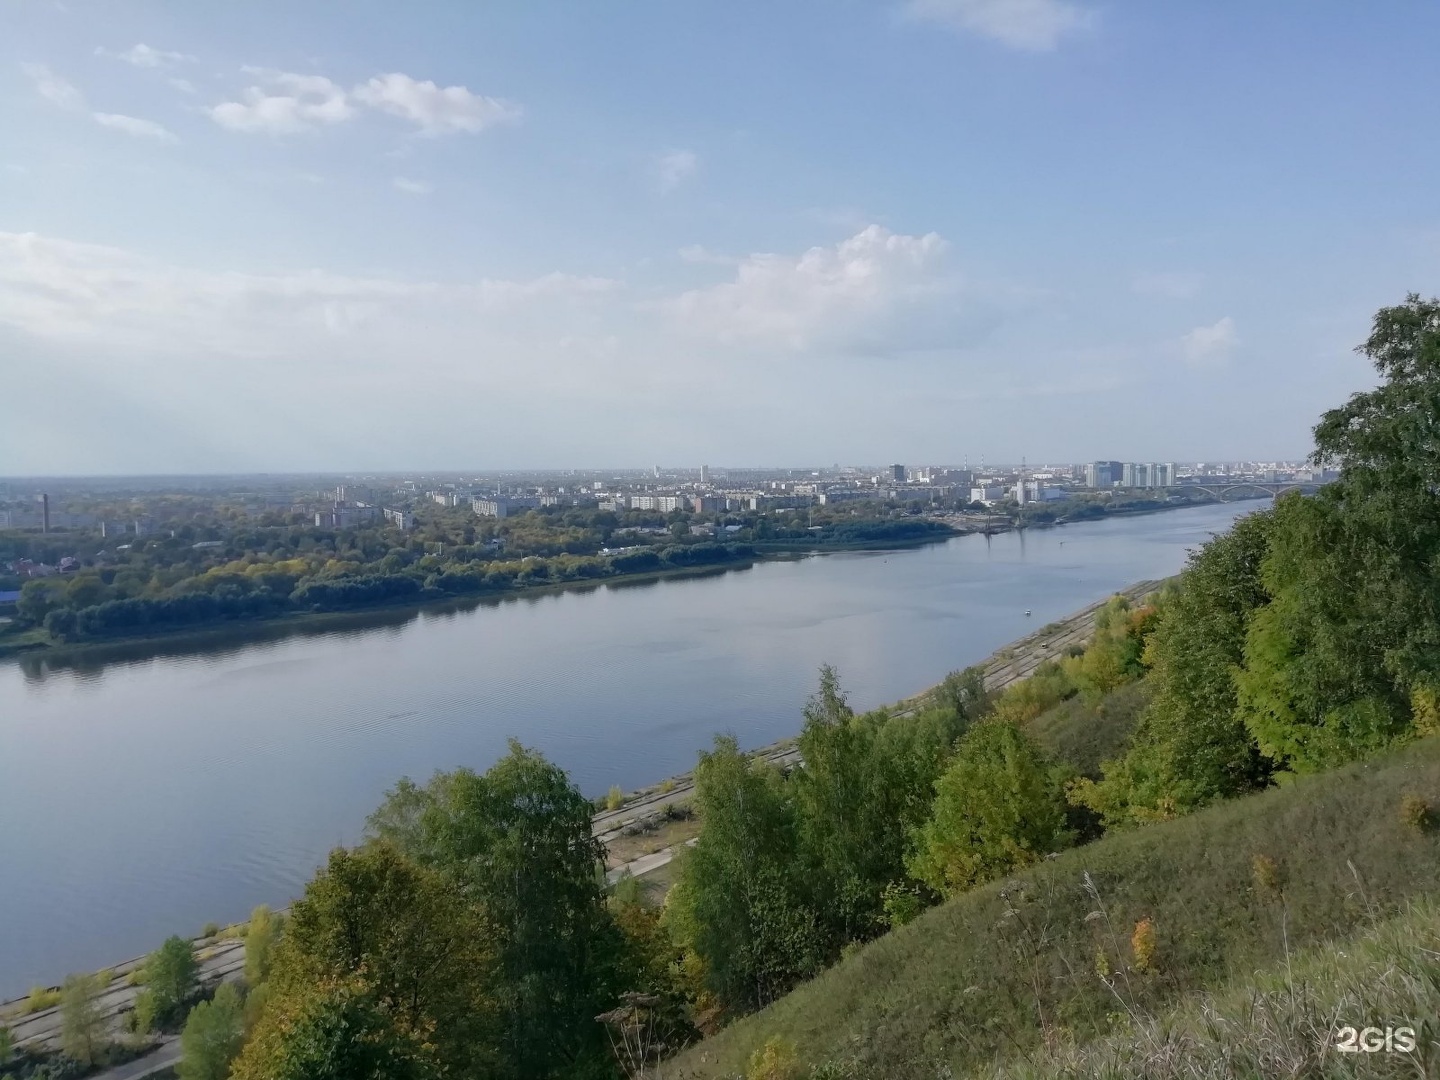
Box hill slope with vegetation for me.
[665,293,1440,1077]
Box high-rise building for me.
[1158,462,1176,487]
[890,463,906,483]
[1085,461,1124,488]
[1121,463,1137,487]
[700,464,710,483]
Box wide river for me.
[0,501,1257,994]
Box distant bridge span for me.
[1178,481,1326,502]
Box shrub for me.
[1399,793,1432,832]
[1130,917,1158,974]
[25,986,61,1013]
[747,1036,801,1080]
[605,785,625,811]
[1251,853,1283,903]
[243,905,284,986]
[200,922,220,939]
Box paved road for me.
[95,1038,180,1080]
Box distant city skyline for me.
[5,2,1438,474]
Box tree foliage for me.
[366,742,618,1078]
[179,983,246,1080]
[667,735,823,1014]
[241,844,499,1079]
[1074,513,1276,825]
[59,972,106,1067]
[907,721,1071,896]
[138,935,199,1031]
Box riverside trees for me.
[1079,295,1440,825]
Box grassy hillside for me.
[670,736,1440,1078]
[971,897,1440,1079]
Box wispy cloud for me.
[20,61,85,110]
[392,177,432,195]
[96,43,196,68]
[1181,316,1237,366]
[23,63,177,142]
[93,112,178,142]
[901,0,1094,51]
[354,73,521,135]
[657,149,699,193]
[209,68,520,137]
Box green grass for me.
[1026,679,1152,778]
[669,736,1440,1078]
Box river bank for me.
[0,532,964,669]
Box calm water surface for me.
[0,501,1257,993]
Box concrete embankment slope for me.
[1,578,1162,1061]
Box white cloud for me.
[393,177,432,195]
[209,70,352,133]
[668,225,996,353]
[97,44,196,68]
[1181,316,1237,366]
[210,69,519,137]
[92,112,178,142]
[352,73,521,135]
[1132,271,1203,299]
[902,0,1093,51]
[20,62,85,110]
[0,231,617,359]
[168,77,197,95]
[657,149,699,193]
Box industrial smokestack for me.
[41,493,49,534]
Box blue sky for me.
[3,0,1439,474]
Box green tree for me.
[139,936,199,1030]
[260,844,499,1078]
[932,665,992,729]
[1224,299,1440,769]
[0,1023,14,1070]
[178,983,246,1080]
[229,978,440,1080]
[1074,512,1276,825]
[60,972,106,1067]
[907,721,1071,897]
[243,905,284,986]
[366,742,613,1078]
[667,735,823,1014]
[791,669,965,948]
[1234,496,1410,772]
